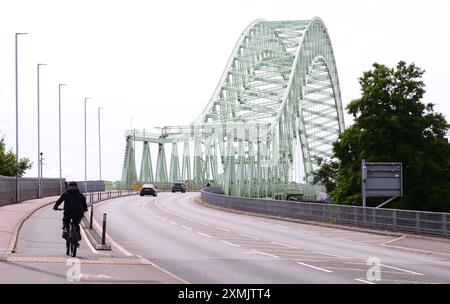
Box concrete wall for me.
[0,176,106,206]
[0,176,64,206]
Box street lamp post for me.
[58,84,67,195]
[15,32,27,203]
[40,152,43,196]
[84,97,91,193]
[98,107,103,181]
[37,63,47,198]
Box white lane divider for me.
[182,226,192,231]
[220,240,240,248]
[355,278,376,284]
[314,251,352,260]
[237,233,259,240]
[250,250,279,258]
[296,262,333,273]
[169,221,179,225]
[380,264,424,276]
[197,232,213,239]
[215,227,230,232]
[135,255,189,284]
[271,241,298,249]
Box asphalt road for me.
[90,192,450,284]
[0,203,182,283]
[2,192,449,284]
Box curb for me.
[1,198,57,259]
[80,217,111,250]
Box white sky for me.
[0,0,449,182]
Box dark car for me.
[171,182,186,193]
[140,184,157,196]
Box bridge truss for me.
[121,18,345,199]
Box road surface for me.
[90,192,450,284]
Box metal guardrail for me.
[201,188,450,238]
[84,189,135,205]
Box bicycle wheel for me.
[66,226,71,256]
[70,223,77,257]
[70,240,77,257]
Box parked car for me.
[140,184,157,196]
[171,182,186,193]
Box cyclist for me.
[53,181,88,247]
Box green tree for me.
[322,61,450,212]
[312,156,338,194]
[0,135,32,177]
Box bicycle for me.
[56,208,80,257]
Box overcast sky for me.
[1,0,449,182]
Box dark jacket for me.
[53,184,88,218]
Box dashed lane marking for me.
[181,226,192,231]
[237,233,259,240]
[197,232,213,239]
[220,240,240,248]
[250,250,279,258]
[380,264,424,276]
[355,278,375,284]
[215,227,230,232]
[314,251,351,260]
[271,242,298,249]
[296,262,333,273]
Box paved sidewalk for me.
[0,196,57,258]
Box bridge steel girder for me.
[139,141,154,183]
[121,18,344,199]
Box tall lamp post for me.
[84,97,91,193]
[58,84,67,194]
[37,63,47,198]
[15,32,27,203]
[98,107,103,181]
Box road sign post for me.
[361,160,403,208]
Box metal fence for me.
[201,188,450,238]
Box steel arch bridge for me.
[121,18,345,200]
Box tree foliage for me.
[315,61,450,212]
[0,135,32,177]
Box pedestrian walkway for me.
[0,196,57,258]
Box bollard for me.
[102,213,107,245]
[89,205,94,229]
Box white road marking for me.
[80,228,99,255]
[380,243,450,257]
[296,262,333,273]
[380,264,424,276]
[182,226,192,231]
[220,240,240,247]
[169,221,179,225]
[380,235,406,245]
[250,250,279,258]
[91,214,133,257]
[135,255,189,284]
[355,278,376,284]
[314,251,352,260]
[237,233,259,240]
[215,227,230,232]
[197,232,213,239]
[271,242,298,249]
